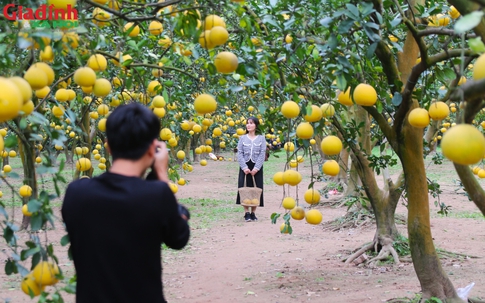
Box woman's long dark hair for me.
[246,116,261,134]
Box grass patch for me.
[434,210,485,220]
[179,197,241,229]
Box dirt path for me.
[1,155,484,302]
[164,157,485,303]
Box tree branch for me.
[454,163,485,216]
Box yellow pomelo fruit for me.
[305,209,323,225]
[177,178,186,186]
[40,45,54,62]
[198,30,215,49]
[473,53,485,80]
[24,67,48,90]
[35,86,50,99]
[48,0,76,9]
[283,170,302,186]
[280,223,290,234]
[204,15,226,30]
[209,26,229,46]
[22,204,33,217]
[320,103,335,118]
[147,80,161,96]
[214,52,239,74]
[87,54,108,72]
[192,124,202,133]
[35,156,42,163]
[9,150,17,157]
[153,107,166,118]
[32,261,60,286]
[55,88,69,102]
[303,105,322,122]
[124,22,140,37]
[273,171,285,185]
[200,159,207,166]
[353,83,377,106]
[52,105,65,118]
[304,188,320,205]
[176,150,185,159]
[338,88,353,106]
[284,142,295,152]
[296,122,314,139]
[3,165,12,173]
[291,206,305,220]
[148,21,163,35]
[73,67,97,87]
[320,135,343,156]
[478,169,485,179]
[428,101,449,121]
[19,185,32,197]
[282,197,296,210]
[212,127,222,136]
[169,183,178,193]
[0,77,23,122]
[76,158,92,172]
[280,100,300,118]
[31,63,54,85]
[10,77,32,104]
[408,108,430,128]
[194,94,217,114]
[93,78,112,97]
[322,160,340,176]
[82,147,89,155]
[0,136,3,152]
[21,274,44,296]
[160,128,172,140]
[21,100,34,116]
[97,104,109,116]
[152,95,166,108]
[449,6,460,19]
[98,118,107,131]
[441,124,485,165]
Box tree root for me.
[322,210,374,231]
[436,248,481,260]
[367,243,400,266]
[344,242,374,264]
[343,236,403,266]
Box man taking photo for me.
[62,103,190,303]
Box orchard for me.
[1,0,485,302]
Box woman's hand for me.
[243,168,251,174]
[250,169,259,176]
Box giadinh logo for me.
[2,4,79,29]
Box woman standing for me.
[236,117,266,222]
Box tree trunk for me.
[399,119,461,301]
[18,132,37,230]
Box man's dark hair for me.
[246,116,261,134]
[106,103,160,160]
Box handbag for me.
[239,175,262,207]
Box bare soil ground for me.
[1,154,485,303]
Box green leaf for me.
[454,11,484,34]
[468,37,485,54]
[391,93,402,106]
[21,247,41,261]
[270,212,280,224]
[346,4,360,19]
[162,89,170,105]
[60,234,70,246]
[30,214,43,231]
[4,259,17,275]
[27,199,43,213]
[366,42,378,58]
[4,135,17,148]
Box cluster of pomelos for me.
[21,261,60,297]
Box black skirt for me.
[236,161,264,207]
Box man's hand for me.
[153,141,170,182]
[243,168,251,174]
